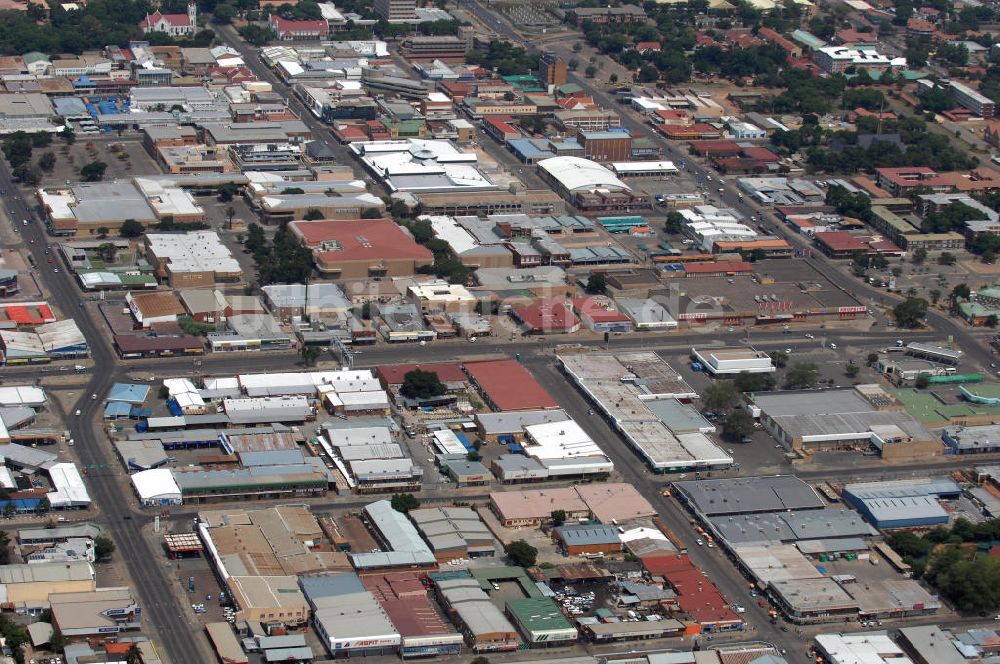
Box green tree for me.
[550,510,566,526]
[300,345,322,366]
[225,206,237,229]
[721,409,754,440]
[769,350,789,369]
[887,530,932,558]
[665,211,683,234]
[48,626,67,653]
[96,226,109,239]
[505,539,538,567]
[988,314,999,328]
[239,23,272,45]
[400,369,446,399]
[951,283,972,301]
[893,297,929,329]
[119,218,144,238]
[938,252,957,266]
[390,493,420,513]
[866,352,879,366]
[637,65,659,83]
[361,208,383,219]
[584,64,597,78]
[94,534,115,560]
[38,151,55,172]
[303,208,324,221]
[586,272,607,294]
[911,247,927,265]
[733,372,776,393]
[915,372,931,389]
[80,159,107,181]
[126,644,143,664]
[845,362,860,378]
[35,496,50,514]
[929,289,941,305]
[217,182,238,202]
[703,380,738,412]
[785,362,820,389]
[2,503,14,519]
[213,2,236,23]
[244,222,267,255]
[62,127,76,145]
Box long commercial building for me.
[432,576,519,652]
[751,385,941,459]
[559,352,732,471]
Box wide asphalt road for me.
[0,158,208,664]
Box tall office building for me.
[539,51,567,87]
[374,0,416,22]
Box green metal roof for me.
[505,597,574,632]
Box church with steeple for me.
[139,1,197,37]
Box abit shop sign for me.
[334,636,402,650]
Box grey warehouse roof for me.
[675,475,825,516]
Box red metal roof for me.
[376,362,467,385]
[815,231,868,252]
[114,334,202,353]
[464,359,559,411]
[669,568,743,626]
[363,572,457,637]
[740,146,780,162]
[290,219,434,262]
[511,299,579,333]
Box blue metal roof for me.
[108,383,151,404]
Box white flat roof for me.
[131,468,182,502]
[47,463,91,507]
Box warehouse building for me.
[301,573,401,658]
[506,597,577,645]
[228,575,310,626]
[841,478,960,529]
[689,347,774,376]
[476,410,571,445]
[554,524,622,556]
[751,386,940,459]
[0,561,95,606]
[520,419,614,479]
[814,632,907,664]
[943,423,1000,454]
[897,625,969,664]
[238,369,380,398]
[290,218,433,278]
[130,468,182,506]
[673,476,825,517]
[433,576,519,652]
[145,231,242,288]
[49,587,140,637]
[768,578,860,624]
[0,319,88,364]
[351,500,436,570]
[361,572,464,658]
[559,352,731,471]
[172,463,330,504]
[409,507,497,562]
[318,424,422,493]
[536,156,646,212]
[464,359,559,412]
[490,483,655,527]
